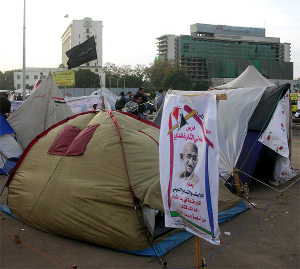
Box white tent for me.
[8,74,73,150]
[0,115,23,175]
[168,87,264,180]
[214,65,275,90]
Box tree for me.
[103,62,146,89]
[144,61,170,90]
[0,70,15,91]
[162,66,191,90]
[123,74,142,88]
[75,69,100,88]
[132,64,146,78]
[191,81,211,91]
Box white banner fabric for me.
[258,92,290,157]
[159,94,221,245]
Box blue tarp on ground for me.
[1,200,248,257]
[118,201,248,256]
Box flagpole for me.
[95,38,102,89]
[22,0,26,101]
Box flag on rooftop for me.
[66,36,97,69]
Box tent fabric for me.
[258,89,298,185]
[225,130,263,191]
[0,115,23,175]
[170,87,265,180]
[7,74,73,150]
[157,82,294,190]
[119,230,193,256]
[0,113,14,135]
[4,109,246,255]
[6,111,166,252]
[47,125,82,155]
[258,91,291,158]
[214,65,275,90]
[272,156,298,186]
[218,201,248,224]
[248,84,289,132]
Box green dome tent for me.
[4,110,243,255]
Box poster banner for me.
[159,94,221,245]
[53,71,75,86]
[65,96,102,114]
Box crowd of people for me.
[1,88,166,121]
[115,88,165,120]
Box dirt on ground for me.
[1,124,299,269]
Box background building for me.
[14,67,105,96]
[14,68,56,90]
[61,17,103,69]
[157,23,293,82]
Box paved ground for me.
[0,123,299,269]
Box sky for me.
[0,0,299,79]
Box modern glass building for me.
[157,23,293,81]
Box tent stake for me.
[280,193,285,204]
[195,236,201,268]
[14,234,20,244]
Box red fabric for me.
[6,111,96,187]
[48,125,82,156]
[65,124,99,155]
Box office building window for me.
[86,28,89,33]
[86,35,90,39]
[17,75,21,79]
[26,75,29,79]
[17,84,20,89]
[34,75,38,79]
[95,69,98,72]
[86,63,90,66]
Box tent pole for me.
[233,167,244,197]
[22,0,26,101]
[195,236,201,267]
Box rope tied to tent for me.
[0,226,67,268]
[238,169,300,193]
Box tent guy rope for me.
[238,170,300,193]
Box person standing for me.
[126,91,133,102]
[115,92,127,111]
[123,95,145,118]
[0,96,11,119]
[155,89,165,111]
[134,88,147,113]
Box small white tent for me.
[0,115,23,174]
[214,65,275,90]
[8,74,73,150]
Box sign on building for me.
[53,71,75,86]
